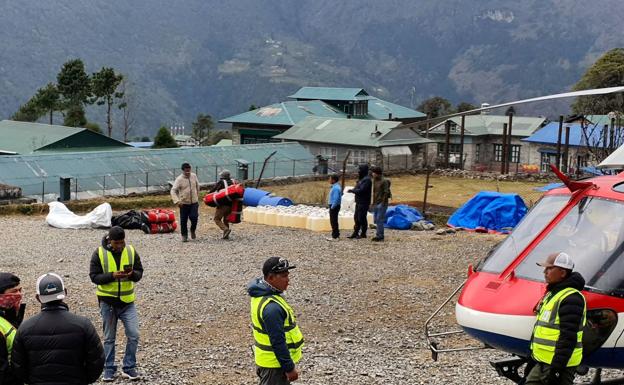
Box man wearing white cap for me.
[11,273,104,384]
[526,252,586,385]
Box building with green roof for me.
[274,117,433,171]
[0,120,133,155]
[425,114,546,171]
[220,87,425,145]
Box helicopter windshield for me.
[515,197,624,295]
[479,195,570,273]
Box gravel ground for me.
[0,215,613,384]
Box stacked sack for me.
[143,208,177,234]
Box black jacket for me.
[247,278,296,373]
[544,272,586,370]
[350,164,372,205]
[11,302,104,385]
[0,305,25,385]
[89,236,144,307]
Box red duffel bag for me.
[227,199,242,224]
[149,222,177,234]
[146,209,176,223]
[203,184,245,207]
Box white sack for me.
[341,185,356,212]
[46,202,112,229]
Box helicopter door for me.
[583,309,618,357]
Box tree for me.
[191,113,213,146]
[572,48,624,114]
[33,83,61,124]
[117,79,135,142]
[57,59,91,126]
[12,99,42,122]
[210,130,232,145]
[456,102,477,113]
[140,136,150,142]
[417,96,454,118]
[85,122,102,134]
[248,104,259,111]
[91,67,124,137]
[152,127,178,148]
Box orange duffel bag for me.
[203,184,245,207]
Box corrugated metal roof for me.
[428,115,546,137]
[220,99,424,126]
[289,87,371,101]
[274,117,432,147]
[522,122,606,147]
[0,142,314,198]
[0,120,132,154]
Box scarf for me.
[0,292,23,313]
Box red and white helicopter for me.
[425,86,624,384]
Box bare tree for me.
[578,98,624,165]
[117,79,136,142]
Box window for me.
[541,152,556,172]
[475,144,481,161]
[319,147,337,167]
[493,144,503,162]
[479,195,570,274]
[514,197,624,295]
[510,145,521,163]
[349,149,368,166]
[439,143,462,164]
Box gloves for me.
[347,189,354,193]
[547,369,561,385]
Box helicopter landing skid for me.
[490,356,529,384]
[582,368,624,385]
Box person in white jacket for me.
[170,162,200,242]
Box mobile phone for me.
[123,264,132,273]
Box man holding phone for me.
[89,226,144,382]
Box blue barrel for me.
[258,196,294,207]
[243,188,271,207]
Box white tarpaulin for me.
[46,202,112,229]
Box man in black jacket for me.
[0,273,25,385]
[11,273,104,385]
[347,164,372,239]
[526,252,586,385]
[89,226,144,381]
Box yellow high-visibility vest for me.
[96,246,136,303]
[250,294,304,368]
[531,287,586,366]
[0,316,15,361]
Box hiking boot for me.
[190,231,196,240]
[222,229,231,239]
[347,233,359,239]
[371,237,384,242]
[360,234,367,239]
[181,236,189,242]
[122,368,142,381]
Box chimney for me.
[480,103,490,115]
[371,124,382,137]
[388,113,393,120]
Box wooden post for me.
[556,115,563,169]
[563,126,571,173]
[506,113,513,174]
[459,115,465,170]
[444,120,450,168]
[422,168,431,217]
[501,123,508,174]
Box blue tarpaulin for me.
[447,191,528,233]
[384,205,424,230]
[534,182,564,192]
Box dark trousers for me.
[525,362,575,385]
[353,203,369,236]
[256,367,290,385]
[179,203,199,237]
[329,205,340,239]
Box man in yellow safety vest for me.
[89,226,144,382]
[0,273,24,385]
[248,257,304,385]
[527,252,586,385]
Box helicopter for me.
[423,87,624,384]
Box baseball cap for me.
[537,252,575,270]
[262,257,296,276]
[36,273,66,303]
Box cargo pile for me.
[243,205,373,232]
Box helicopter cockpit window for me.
[479,195,569,273]
[515,197,624,296]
